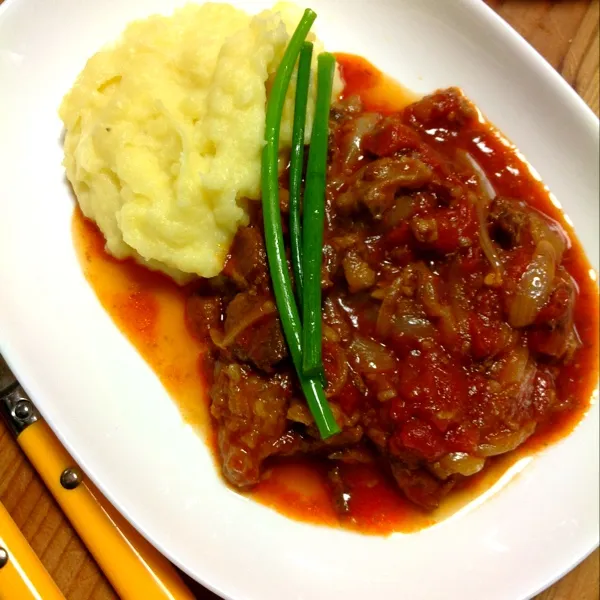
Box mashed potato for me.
[60,2,343,282]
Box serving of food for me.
[1,0,598,598]
[60,1,599,533]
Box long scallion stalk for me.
[289,41,314,310]
[261,11,339,439]
[301,52,336,378]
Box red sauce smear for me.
[72,215,210,428]
[72,54,599,535]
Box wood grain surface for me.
[0,1,598,599]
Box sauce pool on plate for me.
[72,54,599,535]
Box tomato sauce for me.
[72,54,599,535]
[72,213,211,429]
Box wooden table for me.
[0,1,598,598]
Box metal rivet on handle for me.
[13,399,32,421]
[60,467,82,490]
[0,547,8,569]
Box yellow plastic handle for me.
[18,421,194,600]
[0,501,65,600]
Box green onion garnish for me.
[301,52,336,378]
[289,40,314,310]
[261,10,340,439]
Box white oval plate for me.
[0,1,598,599]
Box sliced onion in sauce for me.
[490,343,537,406]
[212,300,277,348]
[529,210,569,261]
[430,452,486,480]
[493,343,530,384]
[392,314,436,340]
[461,151,496,205]
[477,422,536,457]
[376,278,403,338]
[349,335,396,373]
[324,343,350,399]
[336,113,382,175]
[287,399,314,426]
[384,195,415,227]
[508,240,557,328]
[460,151,503,273]
[414,263,446,318]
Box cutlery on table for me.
[0,499,66,600]
[0,354,195,600]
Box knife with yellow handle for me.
[0,356,195,600]
[0,501,65,600]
